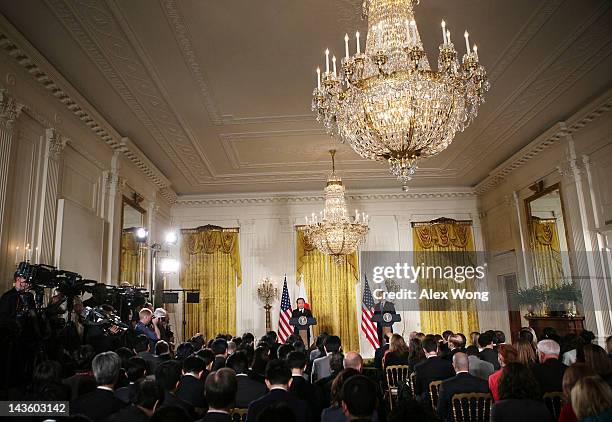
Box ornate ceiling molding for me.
[454,2,612,177]
[474,88,612,194]
[45,0,215,184]
[175,189,477,207]
[0,15,174,201]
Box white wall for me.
[168,189,485,356]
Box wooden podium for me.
[525,315,585,338]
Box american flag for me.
[361,275,380,349]
[277,276,293,343]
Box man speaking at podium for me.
[291,298,313,346]
[373,297,396,345]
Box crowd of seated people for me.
[5,325,612,422]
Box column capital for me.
[45,128,68,160]
[0,89,23,130]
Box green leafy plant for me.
[546,283,582,304]
[515,285,545,306]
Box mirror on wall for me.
[119,196,146,287]
[525,183,571,287]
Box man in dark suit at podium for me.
[291,298,313,346]
[373,297,396,345]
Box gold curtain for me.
[180,226,242,339]
[530,217,563,287]
[413,220,480,335]
[119,229,145,287]
[296,229,360,352]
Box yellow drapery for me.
[296,229,360,352]
[530,217,563,287]
[413,220,480,335]
[180,226,242,339]
[119,229,145,287]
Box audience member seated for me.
[108,378,163,422]
[514,338,537,366]
[559,363,596,422]
[488,344,518,401]
[176,341,196,362]
[469,331,480,348]
[465,345,494,381]
[197,348,215,372]
[249,344,270,384]
[437,352,489,421]
[582,344,612,387]
[340,375,378,422]
[226,350,266,408]
[63,344,97,401]
[413,336,455,401]
[321,368,361,422]
[445,334,465,362]
[478,331,500,370]
[312,335,342,382]
[532,339,567,394]
[196,368,238,422]
[133,334,160,373]
[176,355,208,411]
[115,356,147,403]
[311,333,329,362]
[155,360,197,420]
[383,334,410,368]
[71,351,127,422]
[374,335,390,370]
[246,359,310,422]
[407,337,426,368]
[288,351,319,416]
[570,375,612,422]
[155,340,172,362]
[316,352,345,409]
[491,362,552,422]
[344,351,363,372]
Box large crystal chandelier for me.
[305,150,369,263]
[312,0,490,190]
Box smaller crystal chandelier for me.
[304,150,369,263]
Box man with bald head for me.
[436,352,489,421]
[343,352,363,372]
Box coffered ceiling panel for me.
[1,0,610,195]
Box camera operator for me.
[0,271,35,322]
[153,308,174,354]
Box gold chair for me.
[451,392,492,422]
[410,372,417,399]
[385,365,410,409]
[230,408,248,422]
[429,380,444,412]
[543,391,565,421]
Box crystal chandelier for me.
[312,0,490,190]
[304,150,369,263]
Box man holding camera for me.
[135,308,161,348]
[0,271,35,322]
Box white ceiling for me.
[1,0,611,195]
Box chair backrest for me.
[385,365,410,389]
[429,380,444,411]
[543,391,565,421]
[230,408,248,422]
[451,392,493,422]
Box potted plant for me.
[515,285,546,316]
[545,283,582,316]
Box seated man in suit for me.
[465,345,494,381]
[197,368,237,422]
[288,351,319,416]
[115,356,147,404]
[211,338,229,371]
[437,352,489,421]
[311,335,341,382]
[107,378,162,422]
[176,355,208,412]
[340,375,378,421]
[532,339,566,393]
[155,360,197,419]
[225,350,266,408]
[246,359,310,422]
[291,298,313,346]
[71,351,127,422]
[478,331,500,370]
[132,334,160,374]
[413,336,456,402]
[373,298,396,345]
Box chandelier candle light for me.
[304,150,369,263]
[312,0,490,190]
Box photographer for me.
[153,308,174,345]
[0,271,35,322]
[135,308,160,349]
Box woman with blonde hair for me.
[559,364,596,422]
[514,338,537,366]
[571,375,612,421]
[383,333,410,368]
